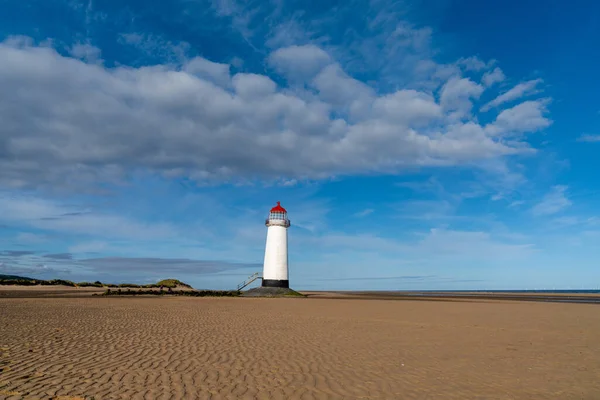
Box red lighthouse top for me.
[270,201,287,213]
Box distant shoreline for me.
[303,290,600,304]
[2,285,600,303]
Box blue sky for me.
[1,0,599,290]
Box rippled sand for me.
[1,296,599,399]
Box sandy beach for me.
[1,292,599,399]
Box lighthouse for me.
[262,201,291,288]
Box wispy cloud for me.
[316,275,436,281]
[577,134,600,142]
[481,79,543,111]
[0,194,177,241]
[43,253,73,260]
[353,208,374,218]
[68,241,108,254]
[532,185,572,216]
[118,32,190,63]
[1,250,36,257]
[79,257,259,275]
[16,232,50,244]
[0,262,69,278]
[413,229,535,259]
[0,251,260,282]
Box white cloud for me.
[232,73,277,98]
[456,56,489,71]
[311,63,375,119]
[481,79,543,111]
[268,44,333,80]
[0,38,551,188]
[487,99,552,136]
[482,67,505,87]
[69,43,102,64]
[373,90,442,125]
[439,77,484,120]
[577,134,600,142]
[532,185,572,216]
[184,57,231,87]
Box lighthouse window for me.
[270,212,286,220]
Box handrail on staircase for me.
[236,272,261,291]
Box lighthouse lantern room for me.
[262,201,291,288]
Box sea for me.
[397,290,600,304]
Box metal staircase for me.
[236,272,261,291]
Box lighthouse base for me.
[261,279,289,288]
[240,286,304,297]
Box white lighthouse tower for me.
[262,201,291,288]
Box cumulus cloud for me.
[439,77,484,120]
[485,99,552,137]
[481,79,543,111]
[69,43,103,64]
[268,44,333,80]
[373,90,442,125]
[184,57,231,87]
[0,38,551,189]
[232,73,277,98]
[532,185,572,216]
[482,67,505,87]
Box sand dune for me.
[1,296,599,399]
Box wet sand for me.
[304,290,600,304]
[1,294,599,399]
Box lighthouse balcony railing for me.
[265,218,290,227]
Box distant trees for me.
[0,275,193,289]
[0,277,75,286]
